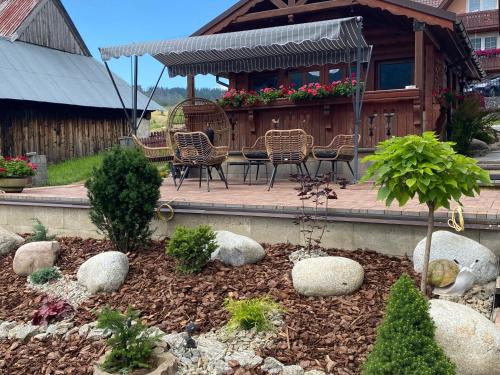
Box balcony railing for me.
[477,53,500,72]
[459,9,499,32]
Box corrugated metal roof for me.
[0,0,41,38]
[0,38,161,110]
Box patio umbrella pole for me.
[353,17,363,183]
[132,55,139,135]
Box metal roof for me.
[0,38,161,110]
[0,0,40,38]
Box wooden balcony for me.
[478,54,500,73]
[459,9,499,32]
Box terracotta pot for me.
[93,351,177,375]
[0,177,29,193]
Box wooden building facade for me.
[190,0,483,151]
[0,0,156,162]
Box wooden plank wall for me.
[17,0,87,55]
[0,101,128,163]
[224,91,421,151]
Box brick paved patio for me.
[6,178,500,221]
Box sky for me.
[62,0,239,89]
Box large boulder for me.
[211,230,265,267]
[413,231,497,284]
[13,241,59,276]
[292,256,364,297]
[430,299,500,375]
[0,227,24,256]
[77,251,129,294]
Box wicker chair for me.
[312,134,360,179]
[132,134,178,186]
[168,98,231,150]
[264,129,308,190]
[241,136,269,184]
[174,131,229,192]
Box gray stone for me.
[33,332,50,341]
[0,321,16,338]
[0,227,23,256]
[46,321,73,335]
[225,350,263,367]
[430,299,500,375]
[282,365,305,375]
[13,241,59,276]
[292,256,364,296]
[261,357,284,374]
[77,251,129,293]
[7,324,40,340]
[211,230,265,267]
[470,139,489,155]
[413,231,498,284]
[304,371,326,375]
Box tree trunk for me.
[421,202,435,294]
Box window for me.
[468,0,498,12]
[289,69,320,88]
[328,68,343,82]
[470,37,482,50]
[251,73,278,91]
[378,60,414,90]
[485,36,498,49]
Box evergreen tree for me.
[363,275,455,375]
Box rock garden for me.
[0,138,499,375]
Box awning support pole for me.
[104,61,131,123]
[353,16,363,183]
[137,66,166,129]
[132,55,139,135]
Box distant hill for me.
[141,86,225,107]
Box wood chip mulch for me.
[0,238,418,375]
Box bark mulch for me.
[0,238,418,375]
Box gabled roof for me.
[0,0,90,56]
[411,0,445,8]
[0,38,161,111]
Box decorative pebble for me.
[288,248,328,264]
[28,273,90,308]
[438,281,495,318]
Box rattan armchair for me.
[312,134,360,179]
[241,136,269,183]
[264,129,308,190]
[174,131,229,192]
[132,134,178,186]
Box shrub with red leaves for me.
[32,298,74,326]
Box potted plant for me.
[0,156,37,193]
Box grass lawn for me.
[47,153,105,186]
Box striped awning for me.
[99,17,371,77]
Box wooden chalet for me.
[186,0,484,151]
[0,0,159,163]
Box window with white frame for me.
[470,37,482,50]
[485,36,498,49]
[468,0,498,12]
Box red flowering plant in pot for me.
[0,156,37,193]
[217,89,260,108]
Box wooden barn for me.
[187,0,485,151]
[0,0,158,163]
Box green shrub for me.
[166,225,217,273]
[85,147,162,252]
[450,95,496,155]
[362,275,455,375]
[362,132,489,292]
[26,218,55,243]
[97,307,162,373]
[224,296,283,332]
[29,267,61,285]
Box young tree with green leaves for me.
[363,275,455,375]
[362,132,490,293]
